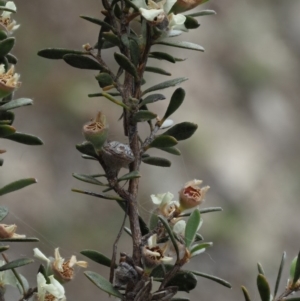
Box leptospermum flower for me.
[151,192,180,218]
[0,1,19,34]
[0,223,26,239]
[34,273,66,301]
[131,0,187,34]
[0,65,21,98]
[179,179,210,211]
[141,234,173,273]
[33,248,88,283]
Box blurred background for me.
[1,0,300,300]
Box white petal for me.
[173,220,186,235]
[33,248,50,264]
[151,193,165,205]
[0,64,5,74]
[169,13,188,32]
[161,192,174,207]
[48,275,65,298]
[147,234,157,248]
[160,119,174,129]
[191,248,206,257]
[164,0,177,14]
[139,8,164,22]
[161,255,173,262]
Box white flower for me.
[151,192,179,217]
[33,248,51,265]
[0,2,20,33]
[35,273,66,301]
[0,223,25,239]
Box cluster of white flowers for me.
[0,1,19,34]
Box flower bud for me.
[83,111,108,153]
[171,0,208,14]
[0,65,21,98]
[179,179,210,211]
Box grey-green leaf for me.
[76,142,98,158]
[0,178,37,196]
[133,110,157,122]
[145,66,171,76]
[0,206,8,221]
[142,156,171,167]
[114,52,138,80]
[0,98,33,111]
[38,48,86,60]
[148,135,178,149]
[63,54,104,70]
[257,274,271,301]
[162,88,185,122]
[118,171,141,181]
[84,271,123,299]
[241,286,251,301]
[162,122,198,141]
[187,10,216,17]
[274,252,286,298]
[149,51,176,63]
[0,246,9,253]
[4,133,43,145]
[0,258,34,272]
[156,41,204,52]
[6,53,17,64]
[184,16,200,29]
[191,271,232,288]
[95,72,114,88]
[156,146,181,156]
[190,242,213,255]
[81,250,115,268]
[0,237,39,242]
[72,173,106,186]
[0,125,15,137]
[72,188,125,202]
[257,263,265,275]
[0,37,15,57]
[142,77,188,96]
[80,16,113,31]
[185,209,201,248]
[139,94,166,107]
[292,251,300,285]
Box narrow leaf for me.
[118,171,140,181]
[292,251,300,285]
[145,66,171,76]
[162,122,198,141]
[187,10,216,17]
[257,263,265,275]
[274,252,286,298]
[0,178,37,196]
[257,274,271,301]
[133,110,157,122]
[4,133,43,145]
[81,250,115,268]
[0,37,15,57]
[166,271,197,292]
[0,258,33,272]
[156,146,181,156]
[0,98,33,111]
[241,286,251,301]
[72,173,106,186]
[37,48,86,60]
[162,88,185,122]
[88,92,121,98]
[102,33,120,47]
[184,16,200,29]
[142,77,188,96]
[142,156,171,167]
[72,188,125,202]
[0,206,8,221]
[190,242,213,255]
[139,94,166,107]
[158,216,179,259]
[148,135,178,149]
[114,52,138,80]
[101,92,130,110]
[6,53,17,64]
[156,41,204,52]
[0,125,15,137]
[149,51,176,63]
[191,271,232,288]
[185,209,200,248]
[84,271,123,299]
[0,246,9,252]
[80,16,114,31]
[0,237,39,242]
[76,142,98,158]
[63,54,104,70]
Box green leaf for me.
[0,98,33,111]
[0,246,9,253]
[0,178,37,196]
[241,286,251,301]
[4,133,43,145]
[72,188,125,202]
[184,16,200,29]
[81,250,115,268]
[0,125,15,137]
[156,146,181,156]
[292,251,300,285]
[142,156,171,167]
[145,66,171,76]
[162,88,185,122]
[129,39,140,66]
[95,72,114,88]
[149,51,176,63]
[187,10,216,17]
[118,171,141,181]
[0,237,39,242]
[0,38,15,57]
[133,110,157,122]
[114,52,139,80]
[156,41,204,52]
[185,209,200,248]
[257,263,265,275]
[142,77,188,96]
[37,48,86,59]
[200,207,223,214]
[149,212,158,230]
[84,271,123,299]
[72,173,106,186]
[0,206,8,221]
[190,242,213,256]
[191,271,232,288]
[102,33,120,47]
[0,30,7,41]
[101,92,130,110]
[80,16,114,31]
[76,141,98,158]
[148,135,178,149]
[139,94,166,107]
[0,258,34,272]
[88,92,121,98]
[6,53,17,64]
[257,274,271,301]
[274,252,286,298]
[0,111,14,125]
[63,54,104,70]
[158,216,179,259]
[170,299,190,301]
[162,122,198,141]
